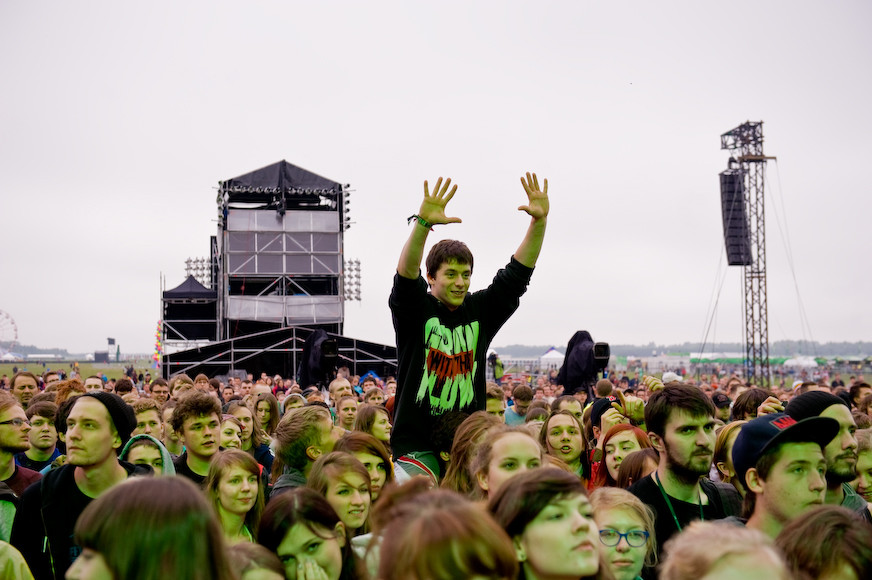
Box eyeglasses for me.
[0,418,31,428]
[598,529,649,548]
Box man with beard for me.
[629,384,741,567]
[785,390,872,522]
[0,395,41,496]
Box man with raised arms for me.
[390,173,549,481]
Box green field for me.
[0,359,156,381]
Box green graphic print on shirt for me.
[417,318,480,413]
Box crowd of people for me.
[1,174,870,580]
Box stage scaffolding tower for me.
[720,121,775,387]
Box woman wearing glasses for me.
[590,487,656,580]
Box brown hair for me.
[307,452,371,532]
[132,397,161,416]
[425,239,474,279]
[225,400,270,448]
[273,405,332,480]
[470,426,543,499]
[333,431,394,487]
[538,410,589,478]
[441,411,503,496]
[10,371,38,391]
[590,486,658,568]
[353,404,389,435]
[170,391,221,433]
[775,505,872,580]
[487,468,614,580]
[227,542,283,579]
[74,476,236,580]
[616,448,659,489]
[375,483,517,580]
[713,420,746,488]
[257,488,360,580]
[254,392,280,435]
[205,449,264,540]
[25,400,58,422]
[645,384,716,438]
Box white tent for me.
[783,356,818,368]
[539,347,565,369]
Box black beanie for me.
[785,391,848,421]
[76,392,136,447]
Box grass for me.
[0,359,156,381]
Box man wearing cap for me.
[710,392,732,423]
[731,412,837,538]
[11,392,151,580]
[785,390,872,522]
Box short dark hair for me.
[550,395,577,413]
[170,391,221,433]
[114,378,134,395]
[512,385,533,402]
[645,384,716,437]
[776,505,872,580]
[425,240,474,279]
[731,388,770,421]
[486,386,504,402]
[740,442,788,518]
[850,382,871,404]
[25,401,58,422]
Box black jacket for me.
[10,461,151,580]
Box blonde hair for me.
[660,521,787,580]
[590,487,657,568]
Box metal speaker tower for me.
[720,121,776,386]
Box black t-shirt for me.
[629,473,742,575]
[173,452,207,487]
[389,257,533,459]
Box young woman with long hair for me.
[333,431,394,503]
[471,425,544,500]
[488,467,615,580]
[258,487,363,580]
[539,410,589,482]
[68,477,236,580]
[592,424,653,488]
[353,404,392,453]
[373,480,518,580]
[205,449,265,544]
[227,400,275,480]
[307,452,372,537]
[440,411,502,496]
[255,392,280,437]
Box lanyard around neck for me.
[654,471,703,532]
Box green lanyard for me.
[654,471,703,533]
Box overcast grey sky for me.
[2,1,869,356]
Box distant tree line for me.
[495,341,872,358]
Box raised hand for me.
[518,172,549,220]
[419,177,462,226]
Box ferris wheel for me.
[0,310,19,353]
